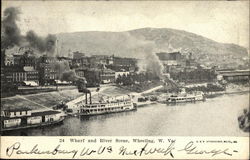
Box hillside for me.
[56,28,248,67]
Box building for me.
[156,52,186,66]
[56,56,73,67]
[19,53,37,68]
[115,71,130,79]
[73,51,85,59]
[18,47,33,55]
[156,52,197,73]
[108,56,137,72]
[4,66,39,85]
[13,54,22,66]
[1,67,5,86]
[84,69,101,87]
[217,70,250,82]
[12,54,38,68]
[38,64,56,85]
[23,66,39,84]
[38,55,57,85]
[72,56,89,68]
[75,68,85,78]
[10,48,39,68]
[4,54,14,66]
[107,56,114,65]
[88,55,108,69]
[113,57,137,67]
[4,67,26,84]
[100,69,115,84]
[1,50,6,67]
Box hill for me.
[56,28,248,67]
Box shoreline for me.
[205,90,249,98]
[1,83,249,111]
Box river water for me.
[4,93,249,136]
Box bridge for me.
[217,70,250,81]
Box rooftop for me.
[31,110,62,117]
[23,66,36,72]
[3,107,32,112]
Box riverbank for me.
[1,82,248,112]
[1,87,83,110]
[1,85,78,98]
[118,80,163,93]
[4,92,249,136]
[1,84,162,111]
[205,83,249,98]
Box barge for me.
[1,108,66,131]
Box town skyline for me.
[2,1,249,48]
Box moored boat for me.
[1,108,66,131]
[67,80,137,116]
[166,91,205,103]
[67,93,137,116]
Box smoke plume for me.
[61,70,78,82]
[1,7,23,49]
[134,41,164,78]
[51,60,79,82]
[1,7,56,55]
[137,50,164,78]
[121,32,164,78]
[26,31,56,55]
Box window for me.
[20,111,22,115]
[14,112,16,116]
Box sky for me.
[2,0,249,49]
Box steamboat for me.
[67,91,136,116]
[167,91,205,103]
[66,78,137,116]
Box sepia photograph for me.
[1,0,249,140]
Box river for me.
[3,92,249,136]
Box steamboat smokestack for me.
[89,92,92,104]
[85,93,88,104]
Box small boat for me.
[166,91,205,103]
[1,108,66,131]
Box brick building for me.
[38,55,57,85]
[4,66,39,85]
[23,66,39,84]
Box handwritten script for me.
[6,141,236,158]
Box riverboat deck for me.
[1,117,65,132]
